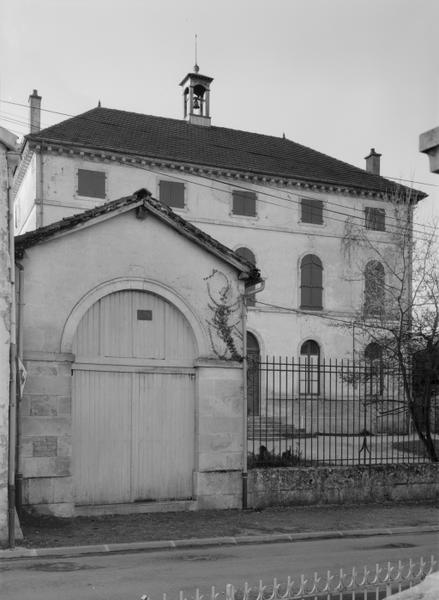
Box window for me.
[232,190,256,217]
[300,254,323,310]
[365,207,385,231]
[159,181,185,209]
[300,339,320,358]
[301,198,323,224]
[77,169,106,198]
[364,342,382,362]
[364,260,385,316]
[236,247,256,307]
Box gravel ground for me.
[19,501,438,548]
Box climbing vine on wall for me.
[204,269,243,361]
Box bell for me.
[193,97,200,109]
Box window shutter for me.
[232,191,257,216]
[159,181,185,209]
[365,207,385,231]
[301,199,323,224]
[364,261,385,315]
[300,254,323,310]
[77,169,106,198]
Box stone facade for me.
[0,136,11,543]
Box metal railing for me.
[144,555,436,600]
[247,357,439,467]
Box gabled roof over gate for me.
[15,188,262,285]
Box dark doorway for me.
[300,339,321,395]
[247,332,260,415]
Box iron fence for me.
[144,555,436,600]
[247,357,439,467]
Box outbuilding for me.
[15,188,260,516]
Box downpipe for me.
[7,180,17,548]
[241,280,265,510]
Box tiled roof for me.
[26,107,423,198]
[15,188,262,285]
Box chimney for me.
[29,89,42,133]
[365,148,381,175]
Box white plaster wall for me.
[14,153,37,234]
[0,145,11,544]
[20,150,403,359]
[19,209,247,513]
[20,210,242,356]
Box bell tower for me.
[180,64,213,126]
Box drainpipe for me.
[15,262,24,516]
[37,150,44,228]
[241,279,265,510]
[241,290,248,509]
[7,169,17,548]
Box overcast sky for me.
[1,0,438,224]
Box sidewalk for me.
[1,501,438,559]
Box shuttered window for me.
[365,207,385,231]
[232,191,257,216]
[236,247,256,307]
[301,199,323,224]
[77,169,106,198]
[364,260,385,316]
[159,181,185,209]
[300,254,323,310]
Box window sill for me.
[229,212,259,221]
[298,220,326,228]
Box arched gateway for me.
[71,289,198,506]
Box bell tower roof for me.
[179,65,214,126]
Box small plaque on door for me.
[137,309,152,321]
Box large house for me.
[13,71,425,369]
[8,67,427,519]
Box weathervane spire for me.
[194,34,199,72]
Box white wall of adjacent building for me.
[13,148,401,360]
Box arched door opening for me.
[247,332,260,415]
[364,341,384,396]
[236,247,257,307]
[72,289,197,506]
[300,339,321,395]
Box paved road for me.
[1,531,437,600]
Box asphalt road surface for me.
[1,531,437,600]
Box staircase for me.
[247,417,304,440]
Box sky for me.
[1,0,438,224]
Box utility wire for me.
[2,98,438,239]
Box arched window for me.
[236,247,256,307]
[300,339,320,358]
[364,260,385,316]
[364,342,384,395]
[300,254,323,310]
[247,332,260,416]
[300,340,320,395]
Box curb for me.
[1,525,438,560]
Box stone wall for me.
[0,143,11,544]
[194,360,244,509]
[248,463,439,508]
[20,354,73,516]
